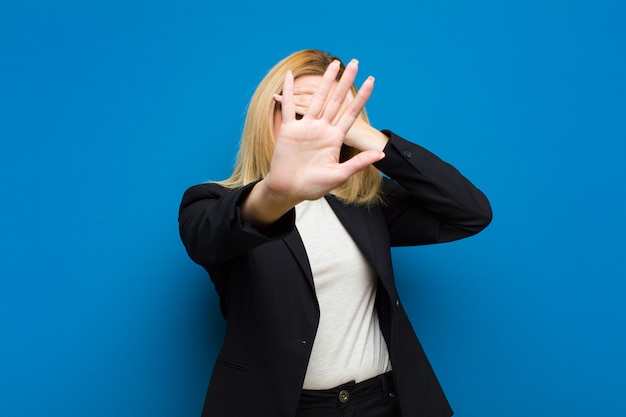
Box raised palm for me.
[265,60,384,202]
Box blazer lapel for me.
[324,195,379,275]
[282,228,315,293]
[281,196,383,294]
[325,196,397,299]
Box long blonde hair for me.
[219,49,382,205]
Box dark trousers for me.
[295,372,400,417]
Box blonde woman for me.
[179,50,491,417]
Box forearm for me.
[240,177,301,229]
[179,183,296,265]
[345,124,389,152]
[376,131,492,239]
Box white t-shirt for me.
[295,198,392,390]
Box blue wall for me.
[2,1,625,416]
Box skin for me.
[241,59,389,228]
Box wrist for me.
[241,177,300,228]
[345,126,389,152]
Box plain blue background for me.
[2,0,625,416]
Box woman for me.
[179,49,491,417]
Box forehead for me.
[293,75,323,90]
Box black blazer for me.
[179,131,492,417]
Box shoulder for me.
[180,182,232,208]
[184,182,230,196]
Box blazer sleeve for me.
[374,130,492,246]
[178,181,296,267]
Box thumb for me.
[337,150,385,178]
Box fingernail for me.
[273,94,283,102]
[351,59,359,65]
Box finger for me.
[293,85,317,95]
[336,149,385,179]
[274,94,311,108]
[306,60,341,118]
[274,94,307,119]
[321,59,359,122]
[281,71,295,123]
[335,76,374,133]
[293,94,313,109]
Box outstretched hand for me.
[241,59,385,227]
[266,59,384,202]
